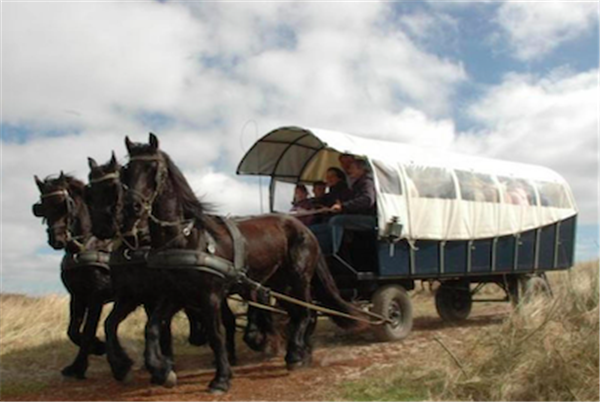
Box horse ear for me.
[88,157,98,170]
[109,151,118,168]
[149,133,159,151]
[125,136,133,154]
[34,175,44,192]
[58,171,67,184]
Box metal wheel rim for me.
[388,300,403,329]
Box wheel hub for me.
[387,300,402,329]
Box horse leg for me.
[200,292,232,394]
[243,291,274,352]
[221,299,237,366]
[61,300,103,379]
[105,298,138,382]
[184,307,207,346]
[302,310,318,366]
[284,282,314,370]
[157,301,181,370]
[66,296,85,347]
[144,299,176,387]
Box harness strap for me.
[41,189,69,199]
[89,172,120,184]
[219,216,246,273]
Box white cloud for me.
[186,170,266,217]
[495,2,598,61]
[3,2,203,130]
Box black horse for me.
[86,153,239,383]
[32,173,113,379]
[122,133,364,393]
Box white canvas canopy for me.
[237,126,577,241]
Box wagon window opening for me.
[271,180,297,212]
[536,181,571,208]
[372,161,402,195]
[497,176,537,206]
[404,165,456,199]
[455,170,500,203]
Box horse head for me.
[122,133,171,245]
[86,152,123,240]
[32,172,88,251]
[122,132,212,249]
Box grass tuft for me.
[438,260,600,401]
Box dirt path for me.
[7,301,510,401]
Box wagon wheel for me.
[521,275,553,303]
[435,281,472,322]
[371,285,413,342]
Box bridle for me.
[37,188,85,249]
[89,171,120,184]
[123,154,195,250]
[88,169,142,251]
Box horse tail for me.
[312,255,368,330]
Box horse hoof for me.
[286,361,304,371]
[164,371,177,389]
[208,383,229,394]
[208,377,230,394]
[61,366,86,380]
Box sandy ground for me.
[5,295,511,402]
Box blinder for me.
[32,202,45,217]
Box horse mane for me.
[160,151,216,227]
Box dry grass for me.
[0,296,195,399]
[437,261,599,401]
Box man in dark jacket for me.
[331,160,375,215]
[329,159,377,254]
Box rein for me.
[288,207,333,218]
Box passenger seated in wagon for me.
[315,167,351,210]
[312,180,327,199]
[310,159,377,258]
[290,184,315,225]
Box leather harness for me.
[146,216,251,284]
[62,250,111,272]
[109,246,150,267]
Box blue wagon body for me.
[373,215,576,278]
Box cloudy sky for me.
[2,1,598,295]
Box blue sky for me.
[1,1,598,295]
